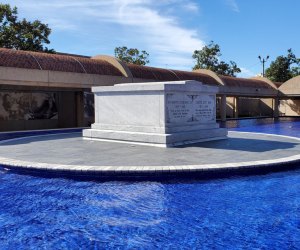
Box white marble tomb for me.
[83,80,228,147]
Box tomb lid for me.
[92,80,219,93]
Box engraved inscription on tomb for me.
[166,93,215,124]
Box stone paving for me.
[0,131,300,176]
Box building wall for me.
[238,98,273,117]
[216,96,274,119]
[0,88,294,132]
[0,89,86,132]
[279,99,300,116]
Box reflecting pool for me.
[0,119,300,249]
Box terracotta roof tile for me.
[0,48,278,89]
[126,64,220,86]
[126,64,179,81]
[172,70,220,86]
[0,48,123,76]
[274,82,283,88]
[219,75,275,89]
[0,48,40,69]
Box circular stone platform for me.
[0,131,300,177]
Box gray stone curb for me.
[0,131,300,177]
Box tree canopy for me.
[192,41,241,77]
[265,49,300,82]
[0,4,54,53]
[114,46,149,65]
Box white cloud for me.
[225,0,240,12]
[7,0,204,69]
[46,18,77,31]
[238,67,256,78]
[182,2,199,13]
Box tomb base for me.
[83,127,227,147]
[83,80,228,147]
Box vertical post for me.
[273,97,279,118]
[220,94,227,122]
[258,55,269,77]
[76,91,84,127]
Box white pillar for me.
[234,97,239,118]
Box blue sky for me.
[4,0,300,77]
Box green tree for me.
[114,46,149,65]
[0,4,54,52]
[265,49,300,82]
[192,41,241,77]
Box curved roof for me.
[92,55,133,77]
[193,69,224,85]
[279,75,300,95]
[172,70,221,86]
[127,64,179,81]
[273,82,283,88]
[250,76,278,89]
[0,48,123,76]
[0,48,279,92]
[126,64,221,86]
[220,75,276,89]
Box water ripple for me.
[0,121,300,249]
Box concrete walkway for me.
[0,131,300,177]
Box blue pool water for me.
[226,118,300,138]
[0,119,300,249]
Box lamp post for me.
[258,55,269,77]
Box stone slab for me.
[83,127,228,147]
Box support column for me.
[220,94,227,122]
[75,91,84,127]
[273,97,279,118]
[234,96,239,118]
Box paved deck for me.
[0,131,300,177]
